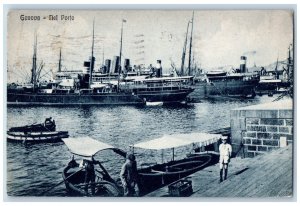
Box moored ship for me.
[7,22,194,106]
[176,13,259,100]
[204,56,260,98]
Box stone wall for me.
[230,99,293,158]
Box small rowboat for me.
[132,132,222,195]
[62,137,126,197]
[7,131,69,143]
[146,101,163,106]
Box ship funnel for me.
[124,59,130,73]
[155,60,162,77]
[83,56,95,74]
[112,56,120,74]
[105,59,111,74]
[240,56,247,73]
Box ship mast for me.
[102,47,104,67]
[31,34,37,86]
[287,44,293,82]
[118,19,126,91]
[89,19,95,88]
[180,21,190,76]
[58,48,62,72]
[119,19,126,74]
[275,56,279,79]
[188,11,194,76]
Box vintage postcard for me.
[5,9,294,199]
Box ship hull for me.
[7,89,193,106]
[7,131,69,143]
[135,88,194,103]
[7,92,144,106]
[205,79,258,98]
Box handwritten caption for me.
[20,15,75,21]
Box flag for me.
[122,19,127,23]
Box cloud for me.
[7,10,293,82]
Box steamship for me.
[204,56,260,98]
[177,13,259,100]
[7,24,194,106]
[7,52,194,106]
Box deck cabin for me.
[120,76,194,93]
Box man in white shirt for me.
[219,136,232,183]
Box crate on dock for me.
[168,178,193,197]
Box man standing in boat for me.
[84,157,97,195]
[44,117,56,131]
[219,136,232,183]
[120,153,139,196]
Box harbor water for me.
[6,95,277,196]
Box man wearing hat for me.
[120,153,139,196]
[219,136,232,183]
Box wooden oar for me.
[39,168,83,196]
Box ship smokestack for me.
[155,60,162,77]
[83,56,95,74]
[124,59,130,73]
[112,56,120,74]
[105,59,111,74]
[240,56,247,73]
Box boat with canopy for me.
[61,133,222,197]
[132,132,222,195]
[62,137,126,197]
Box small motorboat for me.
[62,137,126,197]
[8,117,56,132]
[7,118,68,143]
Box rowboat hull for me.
[137,153,219,195]
[7,131,69,143]
[63,164,123,197]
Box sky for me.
[7,10,293,83]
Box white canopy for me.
[133,132,221,150]
[62,137,115,157]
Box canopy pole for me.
[161,149,164,164]
[129,145,135,155]
[172,147,174,161]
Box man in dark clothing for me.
[120,153,139,197]
[84,157,97,195]
[44,117,56,131]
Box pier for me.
[231,99,293,157]
[144,144,293,197]
[145,99,293,198]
